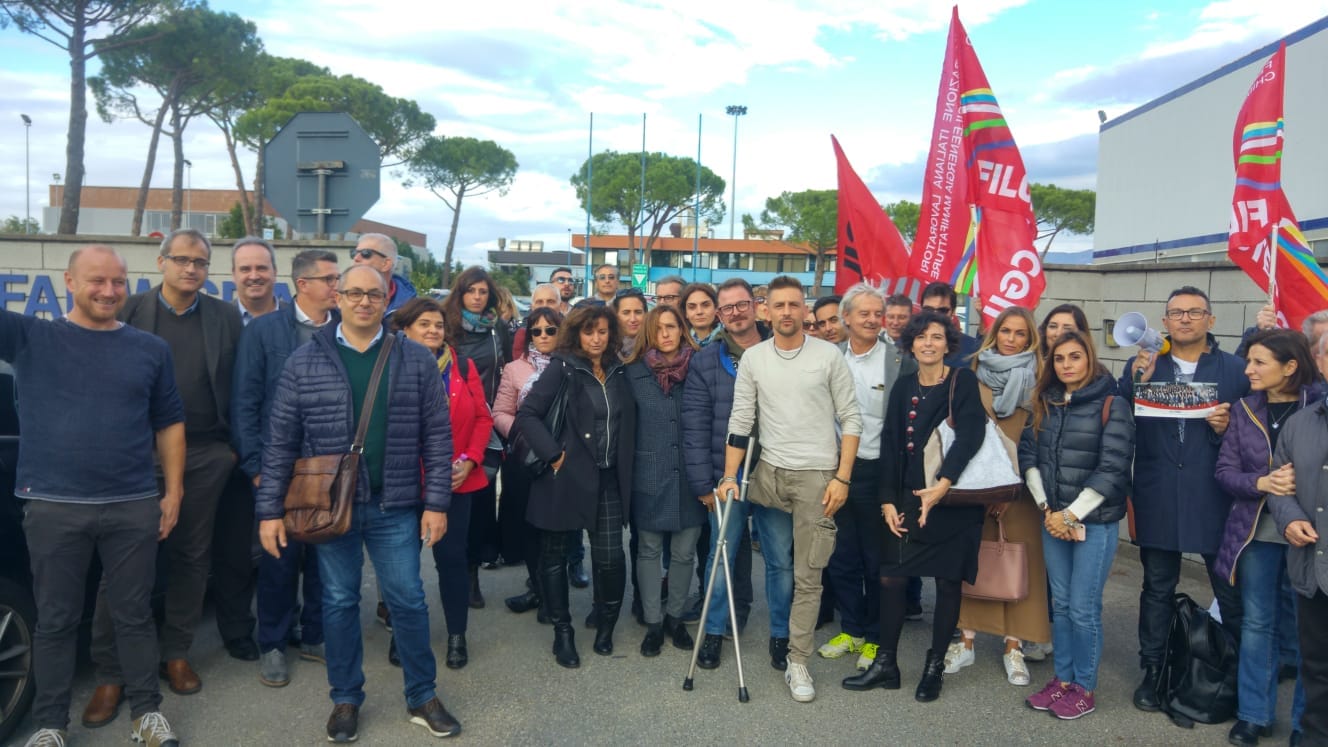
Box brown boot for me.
[159,658,202,695]
[81,684,123,728]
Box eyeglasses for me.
[340,288,387,305]
[655,294,680,305]
[163,255,210,270]
[717,299,753,316]
[528,326,559,338]
[596,274,618,281]
[802,320,815,330]
[350,248,388,261]
[1165,308,1210,321]
[551,276,574,284]
[299,273,341,286]
[922,305,951,316]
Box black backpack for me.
[1155,593,1238,727]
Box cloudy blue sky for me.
[2,0,1326,263]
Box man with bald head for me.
[256,263,460,741]
[530,283,561,310]
[352,232,418,317]
[4,246,186,746]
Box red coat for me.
[445,349,494,494]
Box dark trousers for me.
[211,467,256,644]
[93,439,234,673]
[539,469,626,623]
[256,537,322,652]
[25,498,162,729]
[827,458,881,641]
[432,490,473,635]
[1137,547,1243,666]
[1300,589,1328,746]
[467,481,499,565]
[497,459,528,565]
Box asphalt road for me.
[9,543,1301,746]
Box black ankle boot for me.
[842,649,900,691]
[505,590,541,614]
[445,634,467,669]
[1133,664,1162,712]
[552,624,580,668]
[468,565,485,609]
[663,615,693,650]
[640,624,664,657]
[1227,720,1273,746]
[914,648,945,702]
[594,600,621,656]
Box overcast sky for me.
[2,0,1325,264]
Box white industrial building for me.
[1093,16,1328,264]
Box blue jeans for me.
[256,538,322,652]
[1043,521,1117,692]
[319,504,436,709]
[702,502,790,637]
[1236,540,1306,729]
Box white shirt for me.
[844,339,886,460]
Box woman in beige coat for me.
[947,307,1051,686]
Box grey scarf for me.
[976,349,1037,418]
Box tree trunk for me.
[251,143,266,236]
[812,249,826,297]
[441,184,465,289]
[169,103,184,231]
[218,119,252,234]
[1038,227,1062,260]
[58,22,88,235]
[131,101,171,236]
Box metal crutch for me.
[683,443,755,702]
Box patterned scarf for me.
[460,308,498,333]
[645,346,692,395]
[435,345,455,395]
[975,348,1037,418]
[518,345,554,403]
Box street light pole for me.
[20,114,31,233]
[725,105,746,240]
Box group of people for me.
[5,239,1327,747]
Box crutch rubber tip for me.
[683,678,694,691]
[738,687,750,703]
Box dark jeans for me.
[467,481,499,565]
[432,490,473,635]
[256,537,322,653]
[211,467,256,644]
[1299,588,1328,745]
[93,440,234,674]
[1137,547,1243,667]
[319,503,436,709]
[827,458,881,641]
[24,498,162,729]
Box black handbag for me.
[1155,593,1238,728]
[508,363,571,477]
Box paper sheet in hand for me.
[1133,382,1219,419]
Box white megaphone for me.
[1113,311,1171,355]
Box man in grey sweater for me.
[722,275,862,704]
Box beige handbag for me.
[961,515,1028,602]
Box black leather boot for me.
[663,615,693,650]
[842,649,901,691]
[640,624,664,657]
[914,648,945,702]
[541,540,579,669]
[1133,664,1162,712]
[1227,720,1272,746]
[445,634,467,669]
[505,590,541,614]
[594,598,621,655]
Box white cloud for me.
[1140,0,1328,58]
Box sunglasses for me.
[528,326,559,338]
[350,248,388,261]
[615,288,644,299]
[551,277,574,284]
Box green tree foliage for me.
[570,151,725,267]
[2,215,40,233]
[396,239,445,293]
[407,136,518,287]
[90,7,261,234]
[217,203,280,240]
[883,200,920,246]
[1030,183,1096,257]
[1,0,178,233]
[490,264,530,297]
[745,189,837,296]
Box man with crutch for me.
[720,276,862,703]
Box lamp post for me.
[182,159,192,229]
[725,105,746,240]
[20,114,31,233]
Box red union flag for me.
[909,6,1043,325]
[1227,42,1328,331]
[832,135,912,295]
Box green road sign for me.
[632,263,648,289]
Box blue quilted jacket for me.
[254,324,453,520]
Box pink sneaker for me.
[1048,683,1095,720]
[1025,678,1066,711]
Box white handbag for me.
[923,374,1023,506]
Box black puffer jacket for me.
[1017,373,1134,524]
[453,323,511,406]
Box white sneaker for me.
[1003,647,1031,686]
[785,661,816,702]
[1023,640,1053,662]
[943,640,974,674]
[23,729,67,747]
[130,711,178,747]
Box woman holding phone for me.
[1017,331,1134,721]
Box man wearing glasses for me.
[593,263,620,304]
[549,267,577,312]
[84,229,243,723]
[920,281,980,367]
[232,250,341,689]
[654,275,685,309]
[1120,285,1248,713]
[256,264,459,741]
[351,233,417,317]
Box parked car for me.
[0,361,34,744]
